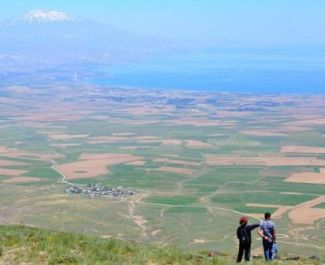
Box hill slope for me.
[0,225,321,265]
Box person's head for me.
[264,212,271,220]
[239,216,248,225]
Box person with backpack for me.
[258,212,276,261]
[236,216,259,262]
[272,242,278,259]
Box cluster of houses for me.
[64,183,135,199]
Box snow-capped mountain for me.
[12,10,80,23]
[0,10,169,78]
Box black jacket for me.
[237,223,259,243]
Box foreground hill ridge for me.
[0,225,320,265]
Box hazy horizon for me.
[3,1,325,44]
[1,1,324,93]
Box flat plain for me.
[0,85,324,259]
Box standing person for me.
[236,216,259,263]
[258,212,276,261]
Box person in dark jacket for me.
[236,216,259,262]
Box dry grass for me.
[156,166,193,175]
[0,160,29,167]
[185,140,215,148]
[3,177,40,183]
[0,168,27,177]
[57,153,142,179]
[289,196,325,224]
[205,155,325,166]
[153,158,200,166]
[241,130,287,137]
[281,146,325,154]
[285,169,325,184]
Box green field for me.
[0,87,324,260]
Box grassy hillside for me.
[0,225,321,265]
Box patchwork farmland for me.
[0,85,324,259]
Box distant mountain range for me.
[0,10,220,85]
[0,10,175,82]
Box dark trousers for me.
[237,241,251,262]
[262,240,273,261]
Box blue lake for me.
[92,48,325,93]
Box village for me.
[64,183,136,199]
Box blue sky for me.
[2,0,325,45]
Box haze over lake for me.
[2,1,325,93]
[92,47,325,93]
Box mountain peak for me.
[13,10,79,23]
